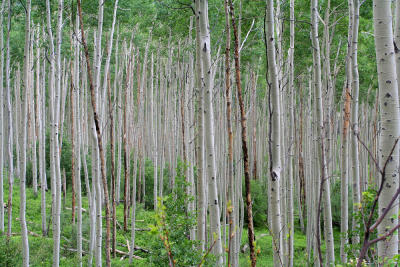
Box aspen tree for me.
[150,53,157,209]
[311,0,335,263]
[229,1,256,266]
[351,0,361,245]
[373,0,400,259]
[195,3,206,250]
[288,0,295,264]
[5,0,13,239]
[395,0,400,97]
[223,1,237,265]
[265,1,282,265]
[101,0,118,256]
[77,1,112,265]
[0,0,4,233]
[39,43,47,237]
[46,0,63,264]
[341,0,353,261]
[129,134,138,264]
[30,29,37,198]
[21,1,31,265]
[123,42,130,231]
[196,0,223,263]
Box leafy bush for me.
[148,159,214,267]
[0,236,22,266]
[330,179,353,227]
[243,179,268,227]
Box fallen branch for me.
[66,207,87,212]
[115,249,143,260]
[117,242,150,253]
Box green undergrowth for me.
[0,180,341,266]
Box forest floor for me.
[1,182,341,266]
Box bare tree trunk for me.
[265,1,282,265]
[5,0,13,239]
[311,0,335,264]
[341,86,350,263]
[373,0,400,259]
[223,2,237,265]
[21,1,31,265]
[77,1,112,265]
[288,1,295,265]
[229,1,256,266]
[195,5,206,251]
[129,135,138,264]
[0,0,5,234]
[351,0,361,245]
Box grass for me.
[0,179,342,266]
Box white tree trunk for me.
[0,0,5,233]
[21,1,31,265]
[351,0,361,245]
[197,0,223,264]
[311,0,335,264]
[373,0,400,259]
[265,1,282,265]
[5,0,13,238]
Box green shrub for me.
[0,236,22,266]
[148,159,214,267]
[243,179,268,227]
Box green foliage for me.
[243,179,268,227]
[0,235,22,266]
[330,179,353,227]
[345,186,379,262]
[148,159,213,267]
[26,132,73,190]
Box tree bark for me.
[265,1,282,265]
[196,0,223,264]
[77,1,112,266]
[373,0,400,259]
[21,1,31,265]
[229,1,256,266]
[351,0,361,245]
[5,0,13,239]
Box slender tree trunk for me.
[341,86,350,263]
[311,0,335,264]
[195,5,206,252]
[229,1,256,266]
[373,0,400,259]
[351,0,361,245]
[288,0,295,265]
[21,1,31,265]
[129,135,138,264]
[0,0,5,234]
[6,0,13,239]
[77,1,112,265]
[265,1,282,265]
[224,1,237,265]
[196,0,223,263]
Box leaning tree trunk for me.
[373,0,400,259]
